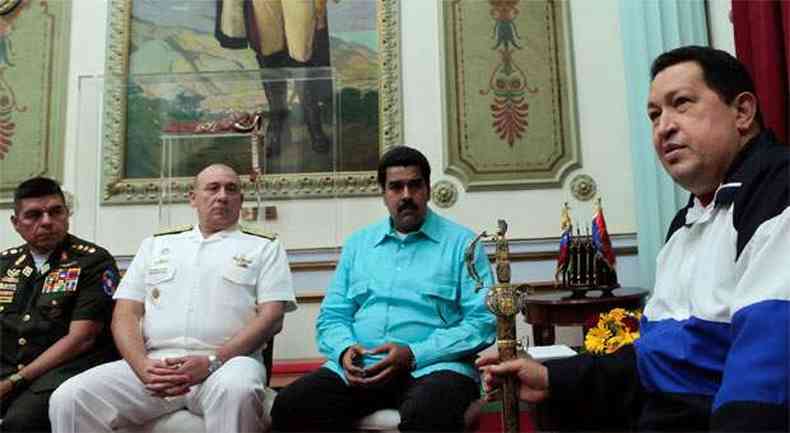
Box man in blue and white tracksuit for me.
[478,46,788,432]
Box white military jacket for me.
[115,225,296,360]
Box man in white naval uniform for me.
[49,163,297,432]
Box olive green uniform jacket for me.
[0,234,119,393]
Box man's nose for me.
[39,212,53,225]
[655,112,677,141]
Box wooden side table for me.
[522,287,649,346]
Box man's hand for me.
[476,353,550,403]
[164,355,212,387]
[135,358,190,398]
[340,344,368,386]
[0,378,13,400]
[360,343,413,386]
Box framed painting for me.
[0,0,70,205]
[443,0,580,190]
[102,0,402,204]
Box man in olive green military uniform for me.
[0,177,119,433]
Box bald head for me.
[194,163,239,189]
[189,164,243,236]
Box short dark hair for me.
[13,177,66,213]
[377,145,431,190]
[650,45,763,126]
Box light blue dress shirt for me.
[317,209,496,381]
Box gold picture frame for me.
[101,0,402,204]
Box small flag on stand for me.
[591,198,616,270]
[555,202,573,284]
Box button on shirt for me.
[317,209,496,381]
[114,226,297,360]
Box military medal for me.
[6,269,19,278]
[0,280,16,303]
[40,263,50,274]
[42,267,80,293]
[0,276,17,303]
[22,266,33,277]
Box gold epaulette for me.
[154,224,193,237]
[0,246,23,257]
[240,224,277,240]
[71,243,97,254]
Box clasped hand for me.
[140,355,211,398]
[341,343,413,387]
[476,353,550,403]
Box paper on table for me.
[527,345,577,362]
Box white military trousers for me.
[49,356,268,433]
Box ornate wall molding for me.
[569,174,596,201]
[431,180,459,208]
[0,0,70,205]
[443,0,580,191]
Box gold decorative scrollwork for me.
[431,180,458,208]
[570,173,597,201]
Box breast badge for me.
[233,255,252,269]
[42,267,81,293]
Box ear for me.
[188,190,197,208]
[732,91,758,134]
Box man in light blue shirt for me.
[272,146,496,432]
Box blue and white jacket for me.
[546,130,789,432]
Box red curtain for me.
[732,0,789,145]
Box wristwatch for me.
[207,354,222,375]
[8,373,26,389]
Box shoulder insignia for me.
[1,246,23,257]
[240,224,277,240]
[71,243,98,255]
[154,224,193,237]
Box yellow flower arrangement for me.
[584,308,642,355]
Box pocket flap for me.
[346,281,370,300]
[223,266,258,285]
[423,283,458,302]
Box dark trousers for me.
[271,367,480,432]
[0,386,53,433]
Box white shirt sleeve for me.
[255,238,297,312]
[114,237,151,303]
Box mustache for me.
[398,200,417,213]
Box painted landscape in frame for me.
[102,0,402,203]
